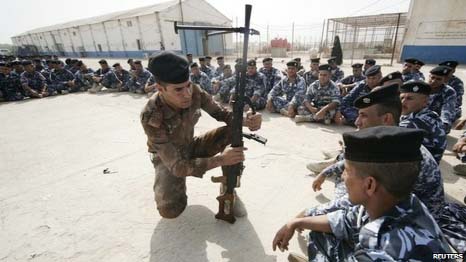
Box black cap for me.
[404,58,424,66]
[186,53,193,57]
[0,62,6,67]
[310,58,320,63]
[354,83,400,109]
[65,58,72,64]
[286,60,298,67]
[262,57,273,63]
[439,61,458,68]
[247,59,256,67]
[294,58,301,62]
[400,81,431,95]
[190,62,199,68]
[216,56,224,60]
[205,56,212,60]
[430,66,452,76]
[365,59,376,65]
[318,64,332,71]
[351,63,363,68]
[112,63,121,68]
[343,126,424,163]
[148,51,189,84]
[11,61,20,66]
[127,58,133,63]
[198,57,205,62]
[134,60,142,65]
[365,65,381,76]
[327,57,336,63]
[21,60,33,66]
[70,59,79,64]
[380,71,403,85]
[98,59,107,64]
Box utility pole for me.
[267,23,269,54]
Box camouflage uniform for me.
[49,68,76,92]
[40,68,52,85]
[104,69,131,91]
[0,72,24,101]
[20,71,53,95]
[200,65,214,79]
[307,194,452,261]
[140,84,233,217]
[402,72,423,82]
[267,76,306,112]
[448,75,464,120]
[215,74,236,103]
[214,65,225,78]
[330,67,344,83]
[74,68,95,91]
[295,80,341,121]
[302,70,319,86]
[230,72,267,110]
[190,71,212,94]
[428,84,457,133]
[128,69,153,93]
[341,81,371,125]
[259,67,282,94]
[399,108,446,163]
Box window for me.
[126,21,132,27]
[97,44,102,52]
[136,39,142,50]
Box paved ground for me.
[0,57,465,262]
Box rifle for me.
[174,4,265,224]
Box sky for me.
[0,0,410,44]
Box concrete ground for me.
[0,57,465,262]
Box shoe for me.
[280,108,289,116]
[288,252,308,262]
[294,115,312,123]
[453,163,466,177]
[306,158,336,173]
[321,149,342,160]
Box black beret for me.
[365,65,381,76]
[415,59,425,66]
[76,61,83,67]
[327,57,336,63]
[262,57,273,63]
[198,57,205,62]
[310,58,320,63]
[11,61,20,66]
[186,53,193,56]
[380,71,403,85]
[21,60,33,66]
[247,59,256,67]
[354,83,400,109]
[404,57,416,64]
[365,59,376,65]
[216,56,224,60]
[286,60,298,67]
[98,59,107,64]
[65,58,72,64]
[127,58,133,63]
[0,62,6,67]
[70,59,79,64]
[112,63,121,67]
[205,56,212,60]
[148,51,189,84]
[400,81,431,95]
[190,62,199,68]
[351,63,363,68]
[294,57,301,62]
[134,60,142,65]
[343,126,424,163]
[430,66,452,76]
[439,61,458,68]
[319,64,332,71]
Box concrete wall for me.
[400,0,466,63]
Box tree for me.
[331,35,343,65]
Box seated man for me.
[340,65,382,126]
[128,60,153,94]
[189,62,212,94]
[199,57,213,79]
[266,60,306,117]
[399,81,446,163]
[0,62,24,101]
[74,61,95,91]
[259,57,282,94]
[49,60,76,93]
[362,58,376,75]
[213,56,225,78]
[229,59,267,110]
[109,63,131,92]
[402,58,424,82]
[439,61,464,122]
[294,64,341,124]
[273,126,453,261]
[20,60,53,98]
[428,66,457,133]
[212,64,235,103]
[302,58,319,86]
[337,62,365,96]
[328,57,344,83]
[89,59,111,93]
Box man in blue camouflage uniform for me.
[11,61,24,76]
[259,57,282,94]
[185,54,193,65]
[399,81,446,163]
[273,126,453,261]
[41,60,53,85]
[402,58,424,82]
[205,56,215,73]
[337,63,365,96]
[440,61,464,121]
[108,63,131,92]
[229,59,267,110]
[33,59,44,72]
[189,62,212,94]
[303,58,320,86]
[128,60,152,94]
[49,60,76,93]
[0,62,24,101]
[413,59,425,80]
[428,65,457,133]
[74,61,95,91]
[212,64,235,103]
[213,56,225,78]
[294,64,341,124]
[327,57,344,83]
[294,58,305,77]
[362,58,376,75]
[20,60,53,98]
[266,60,306,117]
[88,59,111,93]
[199,57,213,79]
[340,65,382,126]
[64,58,72,71]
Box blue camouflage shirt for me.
[428,84,457,132]
[268,76,306,105]
[302,80,341,108]
[302,70,319,86]
[230,72,266,98]
[20,71,46,91]
[259,67,282,94]
[331,67,344,82]
[448,75,464,119]
[190,71,212,94]
[74,68,95,87]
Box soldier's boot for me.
[288,252,308,262]
[219,184,247,217]
[294,114,313,123]
[306,158,336,174]
[453,163,466,177]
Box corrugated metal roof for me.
[14,0,179,37]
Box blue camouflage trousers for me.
[341,107,358,126]
[271,96,291,112]
[308,231,354,262]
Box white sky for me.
[1,0,410,44]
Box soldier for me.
[212,64,236,103]
[64,58,72,71]
[11,60,24,76]
[144,75,157,97]
[213,56,225,78]
[205,56,215,72]
[302,58,320,86]
[110,63,131,92]
[20,60,53,98]
[428,65,457,133]
[189,62,212,94]
[127,58,136,71]
[33,58,44,72]
[0,62,24,101]
[439,60,464,122]
[402,58,424,82]
[186,53,193,65]
[229,59,267,110]
[140,51,262,218]
[327,57,344,83]
[399,81,446,163]
[88,59,111,93]
[294,58,305,76]
[128,60,153,94]
[74,61,95,91]
[363,58,376,74]
[337,62,365,96]
[258,57,282,95]
[266,60,306,117]
[273,126,453,261]
[69,59,80,74]
[199,57,213,79]
[49,60,76,93]
[294,64,341,124]
[340,65,382,126]
[413,59,425,80]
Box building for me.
[11,0,233,58]
[401,0,466,63]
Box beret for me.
[148,51,189,84]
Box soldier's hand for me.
[312,173,326,192]
[272,221,296,252]
[452,139,466,153]
[245,111,262,131]
[220,146,246,166]
[266,99,274,112]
